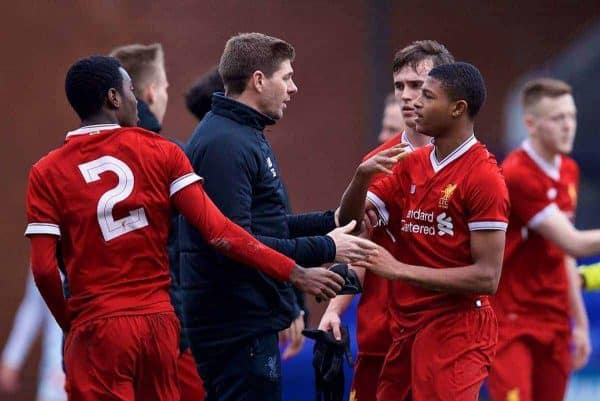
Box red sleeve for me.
[504,163,554,227]
[30,235,68,331]
[166,142,204,197]
[25,166,61,236]
[464,162,510,231]
[173,183,295,282]
[366,162,404,226]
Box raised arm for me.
[338,146,409,227]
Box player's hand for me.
[318,310,343,341]
[289,266,345,300]
[280,312,306,360]
[353,244,400,280]
[327,220,379,263]
[356,144,411,178]
[0,364,20,393]
[571,325,591,370]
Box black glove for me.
[316,263,362,303]
[329,263,362,295]
[302,326,353,401]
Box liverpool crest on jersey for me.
[439,183,457,208]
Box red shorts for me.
[178,348,206,401]
[377,305,497,401]
[64,313,180,401]
[488,331,571,401]
[350,354,386,401]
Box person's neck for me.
[528,137,558,165]
[433,123,474,161]
[227,91,262,114]
[80,112,119,127]
[404,126,432,148]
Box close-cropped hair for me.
[218,32,295,95]
[65,55,123,120]
[428,61,486,119]
[521,78,572,111]
[392,40,454,74]
[109,43,164,93]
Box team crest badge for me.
[439,183,457,208]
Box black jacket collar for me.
[211,93,275,131]
[137,98,162,133]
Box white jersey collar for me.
[429,134,477,173]
[522,140,561,181]
[66,124,121,138]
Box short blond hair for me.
[522,78,572,111]
[110,43,164,94]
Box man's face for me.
[413,76,454,138]
[116,67,139,127]
[148,65,169,124]
[526,94,577,155]
[378,102,404,144]
[393,58,434,129]
[257,59,298,120]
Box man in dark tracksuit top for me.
[179,33,373,401]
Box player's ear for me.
[107,88,120,110]
[451,100,468,118]
[144,83,157,105]
[251,70,265,93]
[523,113,536,133]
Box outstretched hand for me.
[352,244,401,280]
[289,266,345,300]
[328,220,379,263]
[357,144,411,177]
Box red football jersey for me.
[25,124,202,328]
[493,140,579,333]
[368,136,510,334]
[357,132,422,355]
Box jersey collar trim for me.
[66,124,121,137]
[401,131,415,151]
[429,135,477,173]
[522,140,561,181]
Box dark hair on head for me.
[109,43,164,95]
[392,40,454,74]
[65,55,123,120]
[521,78,572,111]
[185,65,225,120]
[219,32,295,95]
[428,62,486,118]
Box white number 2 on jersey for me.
[78,156,149,241]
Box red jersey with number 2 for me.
[367,136,510,335]
[25,124,202,328]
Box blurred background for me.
[1,1,600,400]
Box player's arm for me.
[338,145,409,227]
[24,167,68,331]
[172,182,343,299]
[286,210,337,237]
[354,230,505,294]
[565,256,591,370]
[531,208,600,257]
[29,235,69,331]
